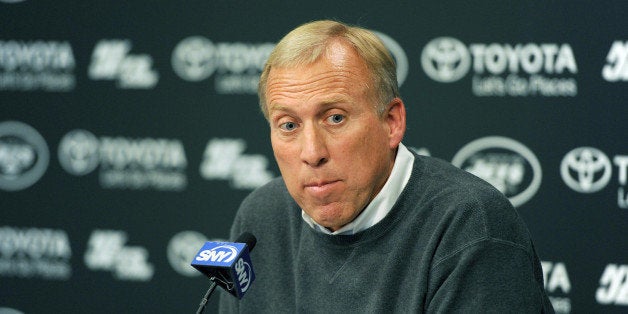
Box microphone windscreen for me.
[235,232,257,251]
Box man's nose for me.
[300,124,329,167]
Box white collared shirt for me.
[301,143,415,235]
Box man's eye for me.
[279,121,297,131]
[327,114,344,124]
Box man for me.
[219,20,553,313]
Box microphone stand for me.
[195,278,218,314]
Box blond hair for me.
[258,20,399,120]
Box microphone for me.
[191,232,257,313]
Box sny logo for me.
[235,257,252,293]
[195,245,238,264]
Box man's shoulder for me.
[233,176,302,243]
[235,176,301,232]
[410,155,528,243]
[239,177,291,213]
[413,154,507,205]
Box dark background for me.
[1,1,626,313]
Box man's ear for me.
[385,97,406,149]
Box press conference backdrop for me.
[1,1,626,313]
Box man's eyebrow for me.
[270,96,349,109]
[268,103,293,114]
[268,96,352,117]
[319,95,350,105]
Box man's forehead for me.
[271,93,349,106]
[325,39,358,67]
[268,40,366,77]
[264,42,375,113]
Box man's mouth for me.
[304,180,340,195]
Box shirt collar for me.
[301,143,415,235]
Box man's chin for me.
[305,206,348,230]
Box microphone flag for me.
[191,241,256,299]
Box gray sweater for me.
[219,154,554,313]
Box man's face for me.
[265,39,405,231]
